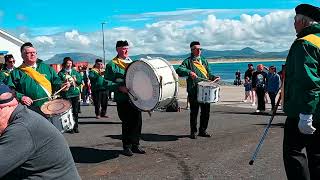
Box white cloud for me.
[65,30,90,46]
[34,36,55,45]
[17,9,296,60]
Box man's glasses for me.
[192,48,202,51]
[7,61,15,63]
[26,52,37,55]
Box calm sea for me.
[173,60,285,83]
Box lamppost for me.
[101,22,106,66]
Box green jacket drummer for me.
[7,42,70,115]
[105,40,146,156]
[176,41,220,139]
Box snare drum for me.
[197,81,220,103]
[40,99,75,133]
[125,57,179,111]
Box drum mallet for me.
[249,95,282,165]
[197,77,211,82]
[33,84,68,102]
[197,77,220,83]
[128,91,138,101]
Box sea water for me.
[173,60,285,83]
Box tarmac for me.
[64,85,287,180]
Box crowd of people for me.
[1,3,320,180]
[241,63,282,114]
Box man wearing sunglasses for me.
[176,41,220,139]
[0,54,16,84]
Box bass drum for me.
[125,57,179,111]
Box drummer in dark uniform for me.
[105,40,146,156]
[176,41,220,139]
[7,42,70,116]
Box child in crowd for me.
[243,76,252,103]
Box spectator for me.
[266,66,281,111]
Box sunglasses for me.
[7,60,15,63]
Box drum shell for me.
[40,99,75,133]
[49,109,74,133]
[197,81,220,103]
[125,58,179,111]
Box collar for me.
[8,104,24,124]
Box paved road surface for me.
[65,101,287,180]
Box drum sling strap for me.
[299,34,320,48]
[91,68,102,76]
[112,57,132,70]
[193,60,208,78]
[19,64,52,97]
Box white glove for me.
[298,114,316,134]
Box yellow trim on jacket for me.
[19,64,52,96]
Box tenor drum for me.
[40,99,75,133]
[125,57,179,111]
[197,81,220,103]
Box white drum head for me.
[125,61,160,111]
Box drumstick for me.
[197,77,220,83]
[33,96,51,102]
[33,84,68,102]
[53,84,68,96]
[196,77,211,82]
[128,91,138,101]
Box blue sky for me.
[1,0,320,59]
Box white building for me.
[0,28,25,66]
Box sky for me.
[1,0,320,60]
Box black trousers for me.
[268,92,277,110]
[188,95,210,133]
[283,117,320,180]
[117,101,142,148]
[65,96,80,129]
[92,90,108,116]
[256,87,266,111]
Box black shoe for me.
[132,146,146,154]
[123,148,133,156]
[190,132,197,139]
[198,131,211,137]
[68,129,74,134]
[73,128,79,133]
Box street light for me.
[101,22,106,66]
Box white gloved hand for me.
[298,114,316,134]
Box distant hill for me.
[44,47,289,64]
[131,47,288,60]
[45,52,103,64]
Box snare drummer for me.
[7,42,70,116]
[176,41,220,139]
[58,57,83,133]
[105,40,146,156]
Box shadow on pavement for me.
[70,147,120,163]
[106,133,189,142]
[214,111,286,116]
[254,122,285,128]
[78,121,122,125]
